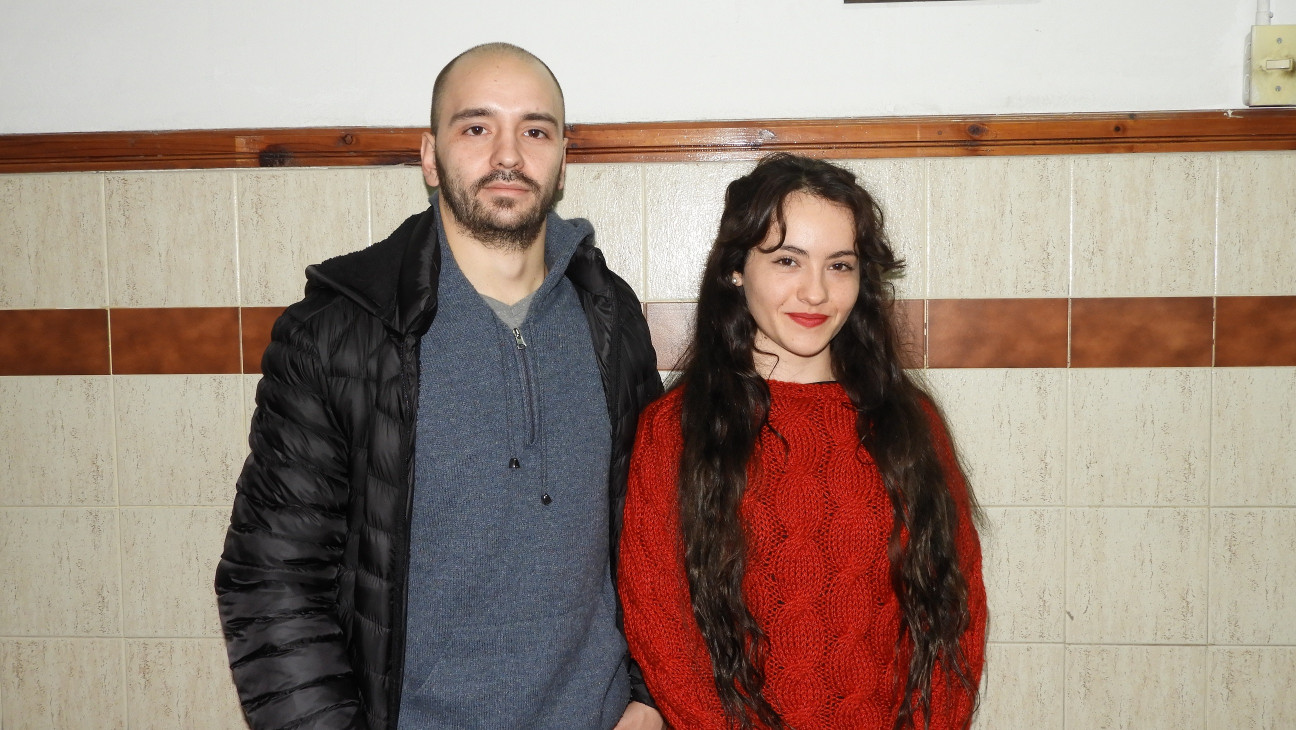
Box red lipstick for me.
[787,313,829,328]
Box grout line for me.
[1066,158,1074,369]
[1062,158,1074,730]
[922,159,931,370]
[99,171,129,728]
[1062,364,1071,730]
[235,174,246,378]
[115,504,130,727]
[1212,156,1220,370]
[99,173,111,310]
[232,171,243,314]
[639,165,648,300]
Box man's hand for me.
[613,701,664,730]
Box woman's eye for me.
[773,257,797,267]
[831,262,856,272]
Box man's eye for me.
[466,126,486,135]
[524,128,548,139]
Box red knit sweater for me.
[619,381,986,730]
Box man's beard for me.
[435,153,561,251]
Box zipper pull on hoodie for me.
[512,328,527,350]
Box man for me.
[215,43,664,730]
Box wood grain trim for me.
[3,109,1294,172]
[567,109,1296,162]
[0,128,425,173]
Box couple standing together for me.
[215,42,986,730]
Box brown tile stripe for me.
[928,299,1069,368]
[241,307,287,375]
[891,299,926,370]
[1071,297,1213,368]
[110,307,241,375]
[1217,296,1296,367]
[3,298,1296,376]
[0,309,109,375]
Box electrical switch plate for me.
[1246,25,1296,106]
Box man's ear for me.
[420,131,439,188]
[558,136,568,191]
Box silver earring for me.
[731,276,741,286]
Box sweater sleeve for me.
[617,397,730,730]
[924,405,988,729]
[214,302,365,730]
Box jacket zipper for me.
[513,327,538,446]
[390,334,419,729]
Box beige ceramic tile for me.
[556,163,646,298]
[644,161,753,301]
[1208,647,1296,729]
[1218,152,1296,296]
[369,165,430,245]
[928,156,1070,298]
[972,643,1064,730]
[0,376,115,507]
[114,375,244,507]
[0,173,107,308]
[1068,369,1211,506]
[1067,507,1207,643]
[1212,368,1296,506]
[237,168,370,306]
[0,639,126,729]
[104,171,238,307]
[126,639,246,730]
[923,369,1067,506]
[1066,645,1206,730]
[839,158,927,300]
[120,507,230,637]
[1210,509,1296,644]
[981,508,1065,642]
[0,508,121,636]
[1072,153,1216,297]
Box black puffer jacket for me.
[215,206,663,730]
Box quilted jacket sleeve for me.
[215,300,365,730]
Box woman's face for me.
[735,191,860,383]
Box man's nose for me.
[491,133,521,169]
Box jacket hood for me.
[304,198,601,338]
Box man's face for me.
[421,52,566,250]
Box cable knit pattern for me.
[619,381,986,730]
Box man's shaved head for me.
[429,43,565,133]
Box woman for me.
[619,154,986,730]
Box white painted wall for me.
[2,0,1294,134]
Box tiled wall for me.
[1,152,1294,728]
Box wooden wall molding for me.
[2,109,1294,173]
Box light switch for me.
[1246,25,1296,106]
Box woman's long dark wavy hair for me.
[674,153,981,730]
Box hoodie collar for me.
[305,194,598,338]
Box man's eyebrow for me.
[446,109,560,127]
[522,112,560,127]
[448,107,493,124]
